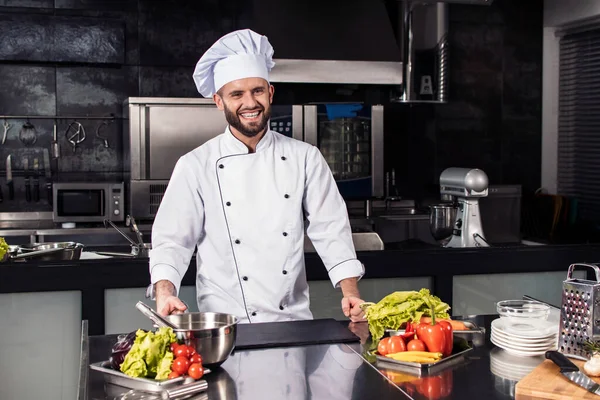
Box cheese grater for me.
[559,263,600,360]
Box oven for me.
[52,182,124,223]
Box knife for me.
[33,158,39,202]
[546,351,600,396]
[43,149,52,205]
[6,155,13,200]
[24,157,30,202]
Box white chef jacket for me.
[149,127,364,323]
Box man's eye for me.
[254,89,264,94]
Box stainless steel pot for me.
[429,204,458,243]
[14,242,84,261]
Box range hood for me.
[246,0,494,102]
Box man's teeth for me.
[241,112,259,118]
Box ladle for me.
[135,301,179,330]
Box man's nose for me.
[241,92,259,108]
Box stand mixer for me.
[437,167,490,248]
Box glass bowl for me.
[496,300,550,320]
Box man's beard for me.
[224,103,271,138]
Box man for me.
[148,29,366,323]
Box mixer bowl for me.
[429,204,458,242]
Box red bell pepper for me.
[416,304,446,354]
[437,320,453,357]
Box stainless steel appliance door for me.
[144,105,226,180]
[303,104,384,199]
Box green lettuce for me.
[361,289,450,341]
[120,327,177,380]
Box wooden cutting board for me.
[515,359,600,399]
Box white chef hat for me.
[192,29,275,98]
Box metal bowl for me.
[166,312,239,368]
[429,204,458,242]
[15,242,84,261]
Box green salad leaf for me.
[120,326,177,380]
[361,288,450,341]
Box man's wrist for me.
[146,280,176,300]
[339,277,360,299]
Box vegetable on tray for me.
[0,237,9,261]
[108,326,206,382]
[119,326,178,380]
[415,304,451,356]
[360,289,451,341]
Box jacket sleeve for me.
[149,156,204,295]
[302,145,365,288]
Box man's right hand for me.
[154,280,188,316]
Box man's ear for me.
[213,93,224,110]
[269,84,275,104]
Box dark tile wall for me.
[386,0,543,202]
[0,0,542,214]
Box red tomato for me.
[170,342,179,353]
[167,371,180,380]
[171,356,190,375]
[190,353,202,364]
[188,346,197,356]
[388,336,406,354]
[407,339,427,352]
[188,363,204,380]
[174,345,190,358]
[378,337,391,356]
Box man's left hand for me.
[341,296,365,322]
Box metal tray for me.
[386,320,484,335]
[375,345,473,374]
[386,320,486,347]
[90,360,211,393]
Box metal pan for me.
[13,242,84,261]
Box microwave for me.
[53,182,125,223]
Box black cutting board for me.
[235,318,359,350]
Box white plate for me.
[491,332,556,351]
[491,328,557,344]
[491,335,555,356]
[491,326,557,344]
[491,317,558,339]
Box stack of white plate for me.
[490,317,558,357]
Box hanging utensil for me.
[43,149,52,205]
[6,155,13,201]
[2,119,10,145]
[33,158,39,202]
[23,157,31,202]
[65,121,86,153]
[51,120,60,159]
[95,120,111,148]
[19,121,37,146]
[135,301,179,330]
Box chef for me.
[148,29,366,323]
